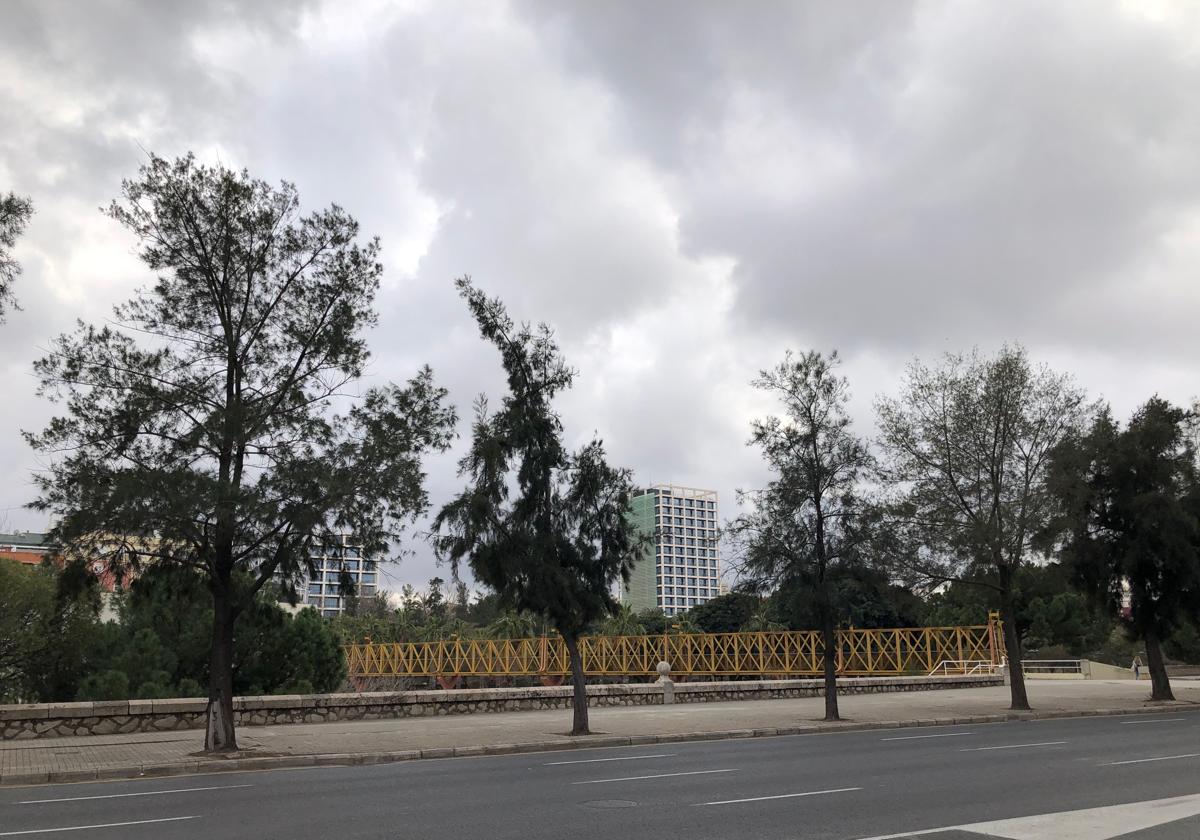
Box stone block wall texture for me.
[0,675,999,741]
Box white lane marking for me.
[19,784,252,804]
[1120,718,1186,725]
[545,753,676,766]
[959,741,1066,752]
[702,787,861,806]
[879,732,975,741]
[1101,752,1200,766]
[0,816,199,836]
[573,768,737,785]
[851,792,1200,840]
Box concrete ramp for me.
[1082,659,1137,680]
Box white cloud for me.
[2,0,1198,591]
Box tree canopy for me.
[1043,398,1200,700]
[27,154,456,750]
[0,559,97,703]
[876,345,1089,710]
[0,191,33,321]
[433,278,641,735]
[728,350,874,721]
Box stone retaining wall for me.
[0,674,999,740]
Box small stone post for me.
[998,656,1011,686]
[656,660,675,705]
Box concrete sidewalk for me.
[3,679,1197,786]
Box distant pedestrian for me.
[1132,656,1142,680]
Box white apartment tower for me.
[302,536,378,617]
[623,484,721,616]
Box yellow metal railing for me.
[345,620,1003,679]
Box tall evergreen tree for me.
[27,154,456,751]
[1043,398,1200,700]
[727,350,873,721]
[433,279,641,735]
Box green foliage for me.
[26,153,455,749]
[1023,592,1111,655]
[1165,622,1200,664]
[597,604,643,636]
[1092,628,1143,668]
[633,609,669,635]
[433,280,643,734]
[485,610,543,639]
[1044,398,1200,695]
[688,591,760,633]
[919,563,1113,656]
[666,614,701,634]
[329,577,491,644]
[433,280,642,640]
[877,346,1089,708]
[770,566,925,631]
[726,350,874,718]
[76,670,131,702]
[75,565,346,700]
[177,678,204,698]
[0,559,100,703]
[0,191,33,320]
[878,347,1089,589]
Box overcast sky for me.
[2,0,1198,593]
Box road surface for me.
[2,711,1199,839]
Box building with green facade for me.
[622,484,721,616]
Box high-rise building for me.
[301,536,377,617]
[622,484,721,616]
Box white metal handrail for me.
[1022,659,1083,674]
[929,659,996,676]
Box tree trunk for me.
[999,593,1030,711]
[563,631,590,736]
[1143,628,1175,702]
[205,589,238,753]
[821,615,840,721]
[815,585,839,721]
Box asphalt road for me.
[2,711,1199,839]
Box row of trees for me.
[727,348,1199,720]
[5,154,1197,747]
[6,157,633,745]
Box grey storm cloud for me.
[2,0,1197,590]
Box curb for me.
[4,702,1197,787]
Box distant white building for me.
[300,536,378,617]
[622,484,721,616]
